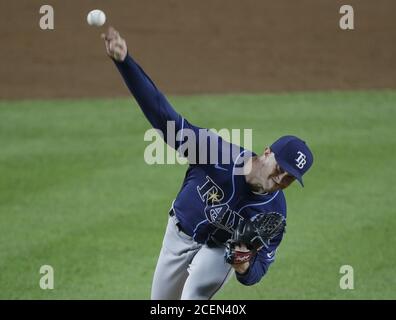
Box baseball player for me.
[102,27,314,300]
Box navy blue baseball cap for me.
[270,135,313,187]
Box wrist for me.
[113,51,128,63]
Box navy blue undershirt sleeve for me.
[114,54,186,149]
[113,54,224,163]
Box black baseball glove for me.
[225,212,286,265]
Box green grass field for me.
[1,91,395,299]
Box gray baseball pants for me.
[151,214,234,300]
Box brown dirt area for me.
[0,0,395,99]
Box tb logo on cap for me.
[295,151,307,169]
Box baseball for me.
[87,9,106,27]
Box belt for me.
[169,208,226,247]
[169,208,189,235]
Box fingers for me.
[102,26,120,41]
[101,26,127,61]
[113,39,126,50]
[102,26,121,49]
[108,26,118,38]
[108,39,124,52]
[106,34,125,48]
[112,44,127,60]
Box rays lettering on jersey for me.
[196,176,237,232]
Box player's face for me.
[258,148,295,192]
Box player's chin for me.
[264,183,282,193]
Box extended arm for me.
[103,27,186,148]
[102,27,235,165]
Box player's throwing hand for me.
[101,27,127,62]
